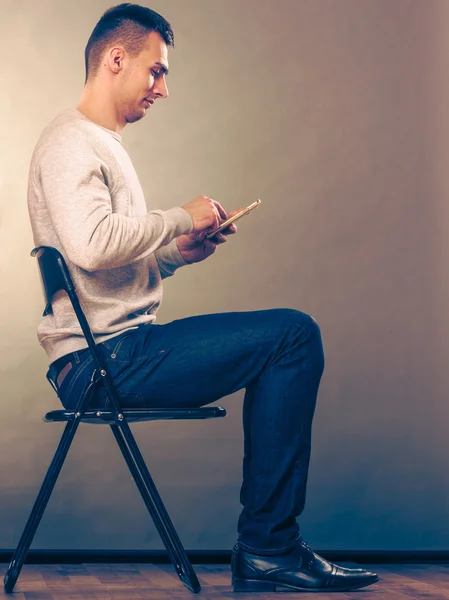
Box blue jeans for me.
[50,308,325,555]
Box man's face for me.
[116,30,169,124]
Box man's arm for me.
[35,128,193,272]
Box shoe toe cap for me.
[332,566,379,587]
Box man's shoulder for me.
[32,108,116,171]
[36,108,100,151]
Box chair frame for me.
[4,246,226,594]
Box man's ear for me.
[109,50,124,73]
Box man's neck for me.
[76,90,124,134]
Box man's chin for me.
[125,109,146,124]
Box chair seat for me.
[44,406,226,424]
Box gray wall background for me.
[1,0,448,551]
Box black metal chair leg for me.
[110,422,201,594]
[4,418,82,593]
[4,373,100,594]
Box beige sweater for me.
[28,108,194,364]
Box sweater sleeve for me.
[35,128,193,272]
[155,237,191,279]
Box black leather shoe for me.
[231,537,379,593]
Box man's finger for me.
[220,221,238,235]
[229,208,245,217]
[215,235,228,244]
[208,231,228,244]
[205,238,219,250]
[213,200,228,221]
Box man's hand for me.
[181,195,224,233]
[176,206,243,264]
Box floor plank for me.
[1,562,448,599]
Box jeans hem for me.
[237,534,300,556]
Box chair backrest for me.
[31,246,99,357]
[31,246,122,411]
[31,246,75,310]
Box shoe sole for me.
[232,575,379,593]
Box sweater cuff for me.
[155,237,190,278]
[164,206,194,236]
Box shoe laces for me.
[297,536,316,566]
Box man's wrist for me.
[176,237,193,264]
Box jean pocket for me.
[58,356,95,409]
[101,331,139,362]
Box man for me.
[28,3,379,593]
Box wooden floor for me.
[1,562,449,599]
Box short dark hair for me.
[84,3,174,83]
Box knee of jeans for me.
[278,308,321,335]
[307,316,325,374]
[285,309,324,362]
[308,314,322,339]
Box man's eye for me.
[151,70,161,78]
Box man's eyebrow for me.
[154,62,169,75]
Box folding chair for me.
[4,245,226,594]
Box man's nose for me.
[155,75,169,99]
